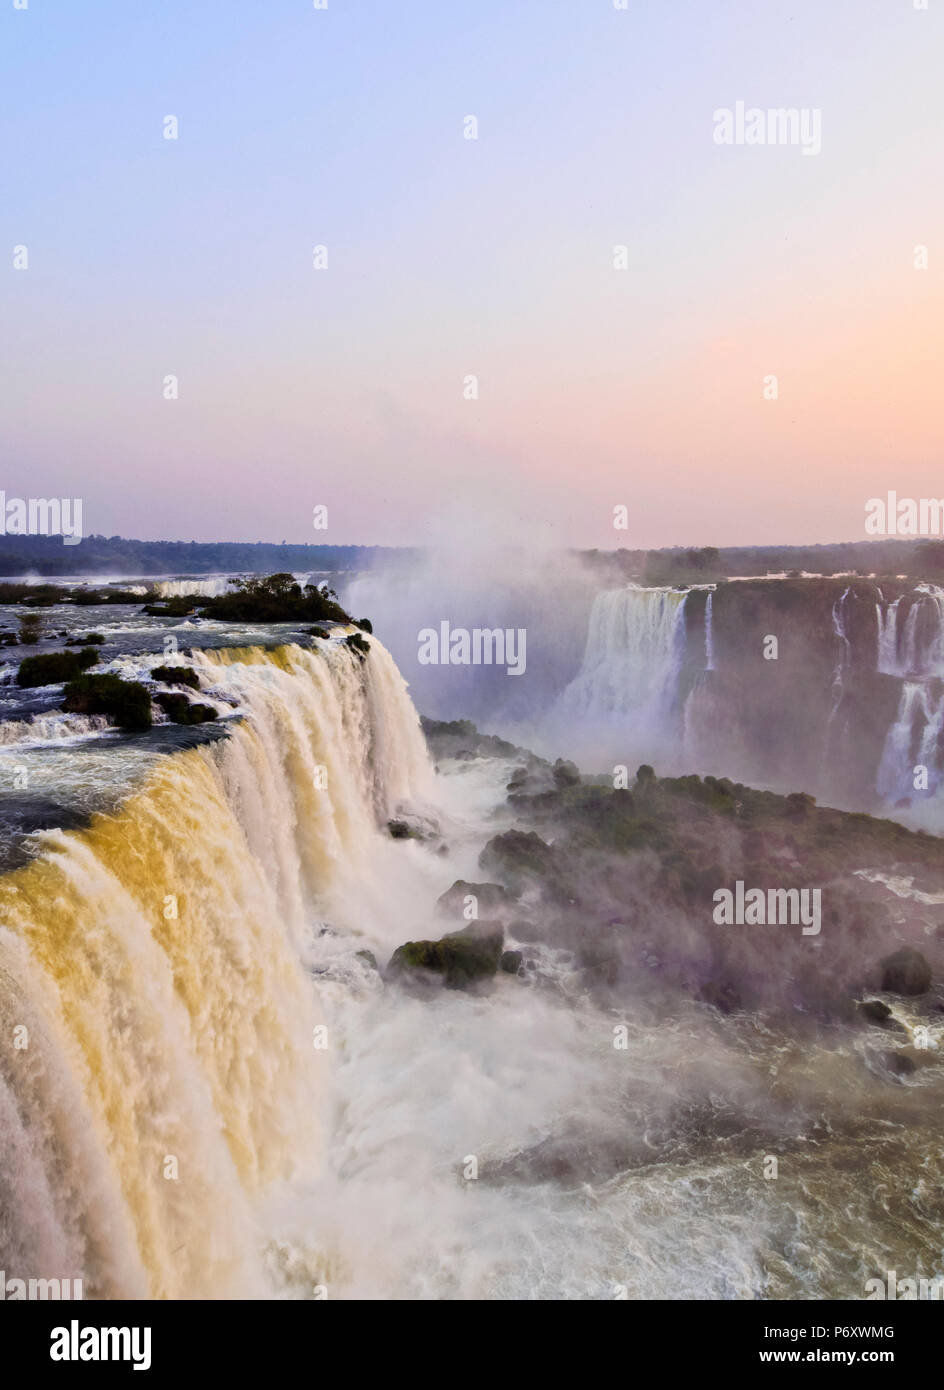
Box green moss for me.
[154,692,217,725]
[62,673,152,729]
[151,664,200,688]
[388,922,504,990]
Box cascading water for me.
[876,583,944,679]
[874,586,944,811]
[0,637,433,1298]
[153,577,236,599]
[826,586,853,730]
[876,590,901,676]
[548,587,688,766]
[704,590,715,672]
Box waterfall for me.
[153,577,236,598]
[0,637,432,1298]
[548,587,687,765]
[558,587,687,718]
[704,591,715,672]
[827,586,853,725]
[876,681,944,803]
[876,584,944,678]
[873,585,944,810]
[876,592,900,675]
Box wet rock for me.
[387,920,504,991]
[500,949,523,974]
[880,947,932,996]
[387,813,439,842]
[155,692,217,725]
[436,879,517,921]
[882,1049,916,1077]
[479,829,571,903]
[859,999,892,1023]
[552,758,580,788]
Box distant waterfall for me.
[0,638,432,1298]
[548,587,687,765]
[704,591,715,672]
[827,586,853,726]
[153,577,235,598]
[877,681,944,803]
[874,586,944,808]
[876,584,944,678]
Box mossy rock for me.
[17,647,98,687]
[387,921,504,991]
[436,880,517,920]
[151,664,200,688]
[552,758,580,788]
[63,673,152,730]
[154,692,218,725]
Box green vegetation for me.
[143,573,353,626]
[154,692,217,725]
[17,648,98,687]
[388,922,505,991]
[151,664,200,688]
[0,536,387,579]
[0,581,139,607]
[344,632,370,660]
[65,632,105,646]
[18,612,43,644]
[62,673,152,729]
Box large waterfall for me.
[548,587,687,765]
[0,638,432,1299]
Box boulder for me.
[387,920,504,991]
[436,879,516,921]
[881,1049,916,1077]
[500,950,523,974]
[479,829,570,903]
[880,947,932,996]
[552,758,580,788]
[387,813,439,842]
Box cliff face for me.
[680,579,940,810]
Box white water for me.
[877,681,944,805]
[3,623,943,1301]
[876,584,944,679]
[547,587,688,767]
[704,591,715,672]
[153,577,236,599]
[0,636,434,1297]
